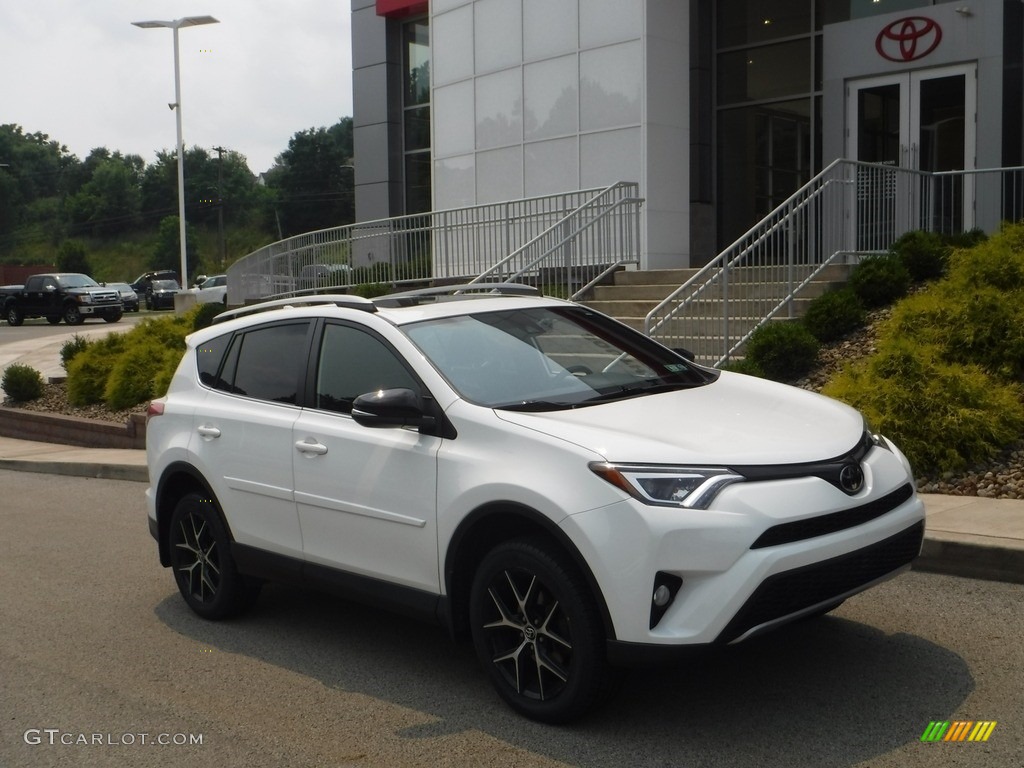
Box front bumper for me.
[563,444,926,654]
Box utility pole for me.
[212,145,227,269]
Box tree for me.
[152,216,199,279]
[264,118,354,237]
[65,155,143,237]
[56,240,90,274]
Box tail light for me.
[146,399,165,422]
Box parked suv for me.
[146,286,925,722]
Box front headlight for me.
[77,293,93,304]
[589,463,744,510]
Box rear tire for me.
[6,305,23,326]
[168,493,261,620]
[469,537,615,723]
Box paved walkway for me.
[0,434,1020,584]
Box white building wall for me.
[430,0,693,269]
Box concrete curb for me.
[915,535,1024,585]
[0,458,149,483]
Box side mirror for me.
[351,388,435,430]
[672,347,696,362]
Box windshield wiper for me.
[578,380,702,405]
[495,400,577,412]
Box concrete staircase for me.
[581,263,853,360]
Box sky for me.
[1,1,353,175]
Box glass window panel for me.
[580,41,642,131]
[316,324,419,414]
[405,153,432,214]
[475,0,522,73]
[475,68,523,150]
[434,81,475,157]
[524,55,578,140]
[717,39,811,105]
[524,0,577,60]
[717,101,810,244]
[857,84,901,165]
[919,75,965,172]
[196,333,231,388]
[848,0,929,20]
[580,0,642,48]
[231,323,309,404]
[718,0,810,48]
[816,0,851,29]
[432,5,474,85]
[403,20,430,106]
[404,106,430,151]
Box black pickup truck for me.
[1,273,123,326]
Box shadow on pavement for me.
[154,579,972,768]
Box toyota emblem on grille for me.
[839,463,865,494]
[876,17,942,62]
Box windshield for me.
[403,305,715,409]
[55,274,99,289]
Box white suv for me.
[146,286,925,722]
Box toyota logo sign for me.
[876,17,942,62]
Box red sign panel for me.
[377,0,428,17]
[876,17,942,62]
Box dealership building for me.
[349,0,1022,270]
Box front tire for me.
[104,310,123,323]
[469,537,614,723]
[168,493,260,620]
[63,304,84,325]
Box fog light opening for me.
[649,572,683,629]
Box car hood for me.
[493,371,865,465]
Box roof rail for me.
[212,294,377,325]
[374,282,540,307]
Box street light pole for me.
[133,16,219,291]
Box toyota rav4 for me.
[145,285,925,723]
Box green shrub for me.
[945,222,1024,291]
[191,302,225,331]
[66,333,128,405]
[743,321,820,382]
[720,357,764,377]
[943,228,987,249]
[2,363,45,402]
[824,341,1024,473]
[350,282,392,299]
[60,334,90,371]
[890,230,949,282]
[104,339,184,410]
[802,287,865,342]
[849,253,911,308]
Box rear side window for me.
[213,322,310,404]
[196,333,232,388]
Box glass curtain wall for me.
[403,19,431,214]
[714,0,950,247]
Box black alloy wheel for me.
[6,306,24,326]
[168,493,260,620]
[469,537,614,723]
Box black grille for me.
[717,520,924,644]
[750,483,914,549]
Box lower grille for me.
[716,520,924,644]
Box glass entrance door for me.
[847,65,976,241]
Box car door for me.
[190,321,311,558]
[292,321,441,592]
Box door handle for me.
[295,439,328,456]
[196,425,221,439]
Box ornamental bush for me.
[823,340,1024,473]
[66,333,128,405]
[743,321,820,382]
[2,363,45,402]
[889,230,949,282]
[802,287,865,342]
[60,334,90,371]
[849,253,911,308]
